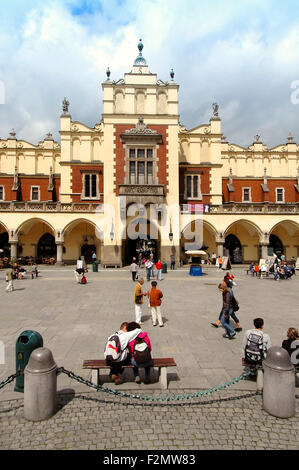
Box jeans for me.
[220,307,235,336]
[131,358,152,379]
[156,269,162,281]
[146,268,151,281]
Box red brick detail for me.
[222,178,299,203]
[70,165,104,203]
[0,176,60,202]
[113,124,169,195]
[179,167,211,204]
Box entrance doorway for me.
[0,232,10,258]
[37,233,56,261]
[81,244,96,263]
[124,236,158,266]
[269,234,283,258]
[224,234,242,263]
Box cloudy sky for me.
[0,0,299,148]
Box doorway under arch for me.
[37,233,56,261]
[224,234,242,264]
[269,234,283,258]
[122,218,160,266]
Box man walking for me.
[145,258,154,282]
[147,281,164,327]
[130,257,138,282]
[134,278,146,324]
[6,265,14,292]
[170,254,175,270]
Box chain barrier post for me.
[24,348,57,421]
[263,346,295,418]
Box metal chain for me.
[57,367,253,403]
[0,370,23,390]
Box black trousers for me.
[106,355,131,377]
[132,271,137,281]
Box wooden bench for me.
[242,357,263,391]
[83,358,176,390]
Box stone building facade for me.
[0,40,299,266]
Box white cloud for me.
[0,0,299,147]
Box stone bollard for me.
[263,346,295,418]
[24,347,57,421]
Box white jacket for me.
[106,328,142,362]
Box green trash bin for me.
[92,261,99,272]
[162,262,167,273]
[14,330,43,393]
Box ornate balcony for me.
[0,202,103,213]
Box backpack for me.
[104,333,122,361]
[231,295,239,311]
[81,276,87,284]
[245,331,264,364]
[133,336,152,365]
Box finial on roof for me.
[134,38,147,67]
[170,68,174,81]
[62,97,69,115]
[106,67,111,81]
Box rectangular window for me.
[91,174,97,198]
[242,187,251,202]
[129,149,135,159]
[147,149,153,159]
[137,149,145,159]
[186,176,192,198]
[193,176,198,198]
[0,186,4,201]
[83,173,98,199]
[31,186,39,201]
[130,161,135,184]
[137,161,145,184]
[147,161,153,184]
[276,188,284,203]
[85,174,90,198]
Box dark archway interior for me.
[0,232,9,258]
[269,234,283,257]
[224,234,242,263]
[37,232,56,261]
[81,244,96,263]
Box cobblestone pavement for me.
[0,265,298,450]
[0,390,298,450]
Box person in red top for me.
[155,259,163,281]
[127,322,153,384]
[147,281,164,327]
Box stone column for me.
[8,230,18,262]
[56,243,63,265]
[216,233,225,257]
[260,232,270,260]
[10,241,18,260]
[55,230,64,266]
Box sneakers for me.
[111,374,123,385]
[223,333,236,339]
[152,323,157,327]
[135,376,141,384]
[211,323,219,328]
[159,324,164,328]
[235,327,243,332]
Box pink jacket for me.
[128,332,152,361]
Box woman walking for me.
[218,281,236,339]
